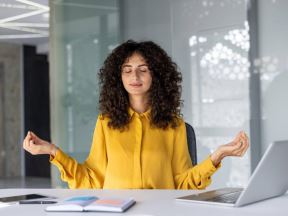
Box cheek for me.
[147,78,152,88]
[145,74,152,87]
[121,75,128,90]
[121,74,128,85]
[141,76,152,91]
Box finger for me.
[228,131,243,146]
[240,137,249,156]
[24,131,30,140]
[30,131,38,141]
[243,132,249,144]
[239,131,246,143]
[27,131,33,141]
[23,132,31,148]
[23,134,28,148]
[235,132,242,141]
[238,139,246,152]
[23,138,28,149]
[240,131,248,144]
[241,133,249,147]
[240,143,249,156]
[236,136,248,156]
[234,131,244,145]
[232,139,246,155]
[241,131,247,140]
[238,145,248,157]
[30,131,36,138]
[235,146,245,156]
[236,136,245,150]
[29,140,36,146]
[23,138,32,152]
[30,132,42,145]
[235,142,248,156]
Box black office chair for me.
[185,122,197,166]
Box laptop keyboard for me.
[207,191,242,204]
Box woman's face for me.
[121,52,152,97]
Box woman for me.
[23,40,249,189]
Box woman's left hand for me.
[210,131,249,166]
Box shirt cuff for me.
[198,156,222,177]
[49,148,70,170]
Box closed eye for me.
[122,67,132,73]
[123,70,132,73]
[138,66,149,72]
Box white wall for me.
[258,0,288,153]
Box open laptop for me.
[176,140,288,207]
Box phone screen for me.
[0,194,49,203]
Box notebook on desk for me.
[176,140,288,207]
[45,196,135,212]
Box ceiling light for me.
[0,9,48,24]
[16,0,49,10]
[0,0,49,42]
[0,22,49,28]
[0,3,36,10]
[2,25,48,35]
[0,34,48,39]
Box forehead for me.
[123,52,147,65]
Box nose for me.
[131,69,141,80]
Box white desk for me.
[0,189,287,216]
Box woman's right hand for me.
[23,131,58,157]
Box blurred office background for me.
[0,0,287,189]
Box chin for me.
[127,89,147,95]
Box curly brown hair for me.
[98,40,183,130]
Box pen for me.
[19,200,57,204]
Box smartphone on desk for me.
[0,194,55,204]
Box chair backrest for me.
[185,122,197,166]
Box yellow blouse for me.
[50,108,220,189]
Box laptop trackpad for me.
[177,187,243,203]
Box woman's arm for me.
[172,121,217,189]
[23,116,107,189]
[172,120,249,190]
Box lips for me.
[129,83,142,87]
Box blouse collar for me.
[128,106,151,119]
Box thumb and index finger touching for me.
[28,131,39,139]
[25,131,41,144]
[233,131,247,145]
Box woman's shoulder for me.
[98,113,104,119]
[174,115,185,126]
[95,114,111,131]
[97,113,110,122]
[164,115,185,131]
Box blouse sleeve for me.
[172,120,220,189]
[50,115,107,189]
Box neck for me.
[129,94,149,114]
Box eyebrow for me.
[122,64,148,68]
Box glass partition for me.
[50,0,120,187]
[188,25,250,187]
[170,0,250,188]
